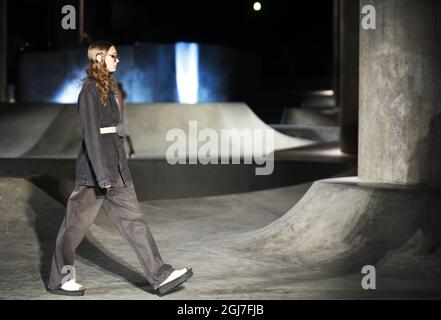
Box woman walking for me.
[47,40,192,296]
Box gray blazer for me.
[75,79,132,188]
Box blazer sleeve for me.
[78,83,112,188]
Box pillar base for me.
[242,177,441,278]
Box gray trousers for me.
[48,174,174,290]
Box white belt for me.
[100,126,117,134]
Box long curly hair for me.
[83,40,118,106]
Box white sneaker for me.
[49,279,86,296]
[60,279,86,292]
[155,267,193,295]
[158,268,188,288]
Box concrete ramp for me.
[237,177,441,278]
[0,103,314,158]
[0,177,66,294]
[23,105,82,157]
[0,103,79,158]
[127,103,314,158]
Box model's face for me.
[105,46,119,72]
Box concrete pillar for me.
[336,0,359,156]
[359,0,441,186]
[0,0,6,102]
[332,0,340,126]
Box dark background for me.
[6,0,334,122]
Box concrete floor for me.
[1,175,441,300]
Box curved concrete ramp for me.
[0,176,67,294]
[0,103,314,158]
[238,177,441,278]
[23,106,82,157]
[125,103,314,158]
[0,103,76,157]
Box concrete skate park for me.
[1,0,441,300]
